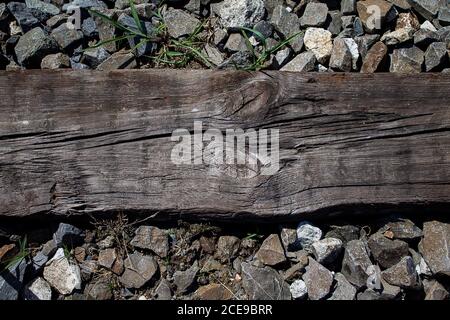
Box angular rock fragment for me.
[194,283,233,300]
[164,8,201,38]
[368,232,409,268]
[312,237,343,265]
[304,28,333,64]
[390,46,424,73]
[215,236,240,262]
[302,258,333,300]
[300,3,329,27]
[325,225,360,244]
[424,41,448,71]
[241,262,291,300]
[174,261,199,294]
[0,258,27,300]
[424,280,449,300]
[15,27,58,66]
[381,256,419,289]
[255,234,286,266]
[24,277,52,300]
[280,51,316,72]
[96,50,136,71]
[213,0,265,29]
[408,0,442,21]
[420,221,450,276]
[328,273,357,300]
[329,37,353,71]
[154,279,172,300]
[341,240,372,289]
[119,252,158,289]
[357,0,395,33]
[414,28,440,47]
[130,226,169,258]
[41,53,70,69]
[361,41,387,72]
[43,248,81,295]
[296,221,322,250]
[270,5,303,52]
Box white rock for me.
[312,238,343,264]
[417,257,433,276]
[420,21,437,32]
[304,27,333,64]
[342,38,359,70]
[289,279,307,299]
[25,277,52,300]
[213,0,265,29]
[296,221,322,249]
[43,248,81,295]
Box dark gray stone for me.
[312,238,343,265]
[280,227,298,252]
[164,8,201,38]
[329,37,353,71]
[218,51,253,69]
[154,279,172,300]
[7,2,40,32]
[241,262,291,300]
[254,20,273,39]
[255,234,286,266]
[355,34,380,59]
[0,259,27,300]
[53,223,84,247]
[15,27,58,66]
[438,6,450,26]
[368,232,409,268]
[174,261,199,294]
[270,5,303,52]
[327,11,343,36]
[341,240,372,289]
[82,17,98,38]
[25,0,60,16]
[215,236,240,262]
[381,256,419,289]
[342,0,356,14]
[328,273,357,300]
[390,46,424,73]
[130,225,170,258]
[51,23,84,50]
[414,28,440,47]
[300,2,329,27]
[408,0,444,20]
[424,41,448,71]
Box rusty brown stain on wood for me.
[1,70,450,220]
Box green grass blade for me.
[129,0,145,35]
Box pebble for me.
[300,3,329,28]
[53,223,84,247]
[361,41,387,72]
[215,236,240,263]
[0,258,27,300]
[194,283,233,300]
[424,41,448,71]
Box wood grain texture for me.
[1,70,450,220]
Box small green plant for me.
[2,236,29,271]
[89,0,211,68]
[240,27,303,71]
[63,244,72,259]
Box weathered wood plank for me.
[1,70,450,220]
